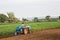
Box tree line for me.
[33,16,60,22]
[0,12,60,23]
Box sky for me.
[0,0,60,19]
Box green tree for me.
[45,15,51,21]
[59,16,60,20]
[22,18,28,21]
[0,14,8,23]
[22,18,28,23]
[7,12,18,23]
[33,17,39,22]
[7,12,15,19]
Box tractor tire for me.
[14,32,18,36]
[23,28,28,34]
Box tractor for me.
[14,26,30,36]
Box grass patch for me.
[0,22,60,35]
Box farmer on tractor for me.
[14,23,30,35]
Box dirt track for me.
[0,28,60,40]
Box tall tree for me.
[7,12,15,19]
[7,12,18,23]
[0,14,8,23]
[33,17,39,22]
[46,15,51,21]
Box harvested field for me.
[0,28,60,40]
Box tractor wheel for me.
[14,32,18,36]
[23,28,28,34]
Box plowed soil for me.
[0,28,60,40]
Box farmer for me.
[21,22,26,28]
[16,22,26,32]
[21,22,31,31]
[20,22,26,32]
[27,26,31,33]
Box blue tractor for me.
[14,26,30,35]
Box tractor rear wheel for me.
[22,28,28,34]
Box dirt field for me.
[0,28,60,40]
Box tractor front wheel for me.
[14,32,18,36]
